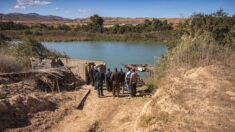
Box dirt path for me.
[50,85,150,132]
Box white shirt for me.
[125,71,131,80]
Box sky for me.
[0,0,235,19]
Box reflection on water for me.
[43,41,167,72]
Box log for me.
[76,89,91,110]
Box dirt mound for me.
[2,89,86,132]
[136,63,235,131]
[0,68,85,132]
[0,94,56,131]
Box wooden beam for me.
[76,89,91,110]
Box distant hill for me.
[0,12,187,26]
[0,13,71,22]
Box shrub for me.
[17,37,67,58]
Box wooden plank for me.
[76,89,91,110]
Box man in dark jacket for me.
[93,69,98,90]
[110,68,121,97]
[89,66,95,86]
[94,68,105,97]
[120,68,126,94]
[105,68,112,92]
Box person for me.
[51,57,64,68]
[51,57,57,68]
[85,65,90,85]
[130,68,138,97]
[125,68,131,92]
[105,68,112,92]
[57,58,64,67]
[93,68,98,89]
[89,65,95,86]
[94,68,105,97]
[110,68,121,97]
[119,68,125,94]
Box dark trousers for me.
[112,83,120,97]
[95,81,98,90]
[130,83,137,97]
[97,82,104,96]
[89,74,94,86]
[120,82,125,94]
[92,77,95,86]
[106,81,112,92]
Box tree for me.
[90,14,104,26]
[88,14,104,32]
[212,9,228,17]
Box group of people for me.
[89,66,138,98]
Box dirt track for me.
[50,86,150,132]
[1,80,150,132]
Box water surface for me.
[43,41,167,70]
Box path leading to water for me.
[50,85,151,132]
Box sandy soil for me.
[50,86,150,132]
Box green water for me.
[43,41,167,71]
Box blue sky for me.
[0,0,235,18]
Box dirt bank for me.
[136,63,235,131]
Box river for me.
[43,41,167,71]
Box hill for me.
[0,13,71,22]
[0,12,187,26]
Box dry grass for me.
[139,111,171,128]
[169,34,235,68]
[151,32,235,89]
[0,54,23,73]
